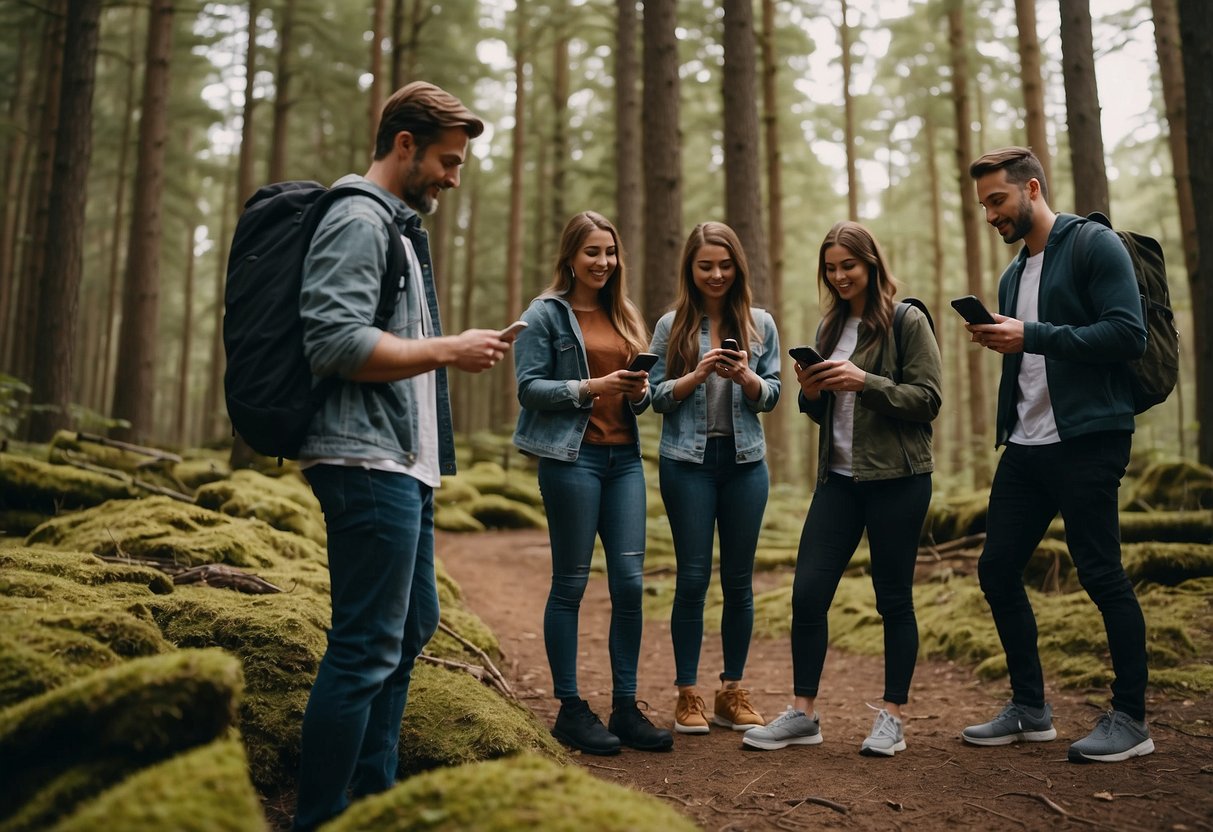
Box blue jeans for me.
[661,437,768,686]
[293,466,440,831]
[791,472,931,704]
[979,432,1147,720]
[537,443,646,700]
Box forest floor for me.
[439,528,1213,832]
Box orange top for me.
[575,308,635,446]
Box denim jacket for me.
[648,309,781,463]
[512,294,651,460]
[298,174,456,474]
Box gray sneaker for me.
[860,707,906,757]
[1068,711,1155,763]
[962,701,1057,746]
[741,707,823,750]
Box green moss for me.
[923,492,989,544]
[195,470,326,545]
[25,497,325,568]
[0,453,138,514]
[433,506,486,533]
[1046,510,1213,544]
[465,495,548,530]
[49,739,264,832]
[325,754,697,832]
[1123,542,1213,585]
[172,456,231,490]
[436,476,481,506]
[0,758,142,832]
[398,664,564,775]
[1124,460,1213,511]
[428,605,499,660]
[0,510,52,536]
[46,431,185,494]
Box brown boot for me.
[675,687,710,734]
[713,685,764,730]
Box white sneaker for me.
[860,705,906,757]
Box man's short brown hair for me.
[374,81,484,160]
[969,146,1049,201]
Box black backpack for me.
[892,297,935,382]
[1073,212,1179,414]
[223,181,407,459]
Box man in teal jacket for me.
[960,147,1152,764]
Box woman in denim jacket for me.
[648,222,781,736]
[512,211,672,756]
[742,221,942,758]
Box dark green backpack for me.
[1074,212,1179,414]
[891,297,934,382]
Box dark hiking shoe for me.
[552,699,620,756]
[1068,711,1154,763]
[962,701,1056,746]
[609,701,674,751]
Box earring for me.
[568,265,576,281]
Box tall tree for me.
[614,0,642,278]
[204,168,234,442]
[1058,0,1110,217]
[839,0,859,220]
[112,0,174,442]
[1178,0,1213,466]
[760,0,788,481]
[28,0,102,440]
[175,216,197,446]
[551,27,569,247]
[722,0,769,304]
[502,0,528,425]
[237,0,259,205]
[0,36,30,351]
[1013,0,1051,185]
[641,0,681,326]
[269,0,298,181]
[368,0,387,157]
[947,1,989,484]
[1151,0,1197,281]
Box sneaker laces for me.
[721,687,760,718]
[867,703,900,740]
[623,700,658,728]
[678,692,707,718]
[770,706,805,727]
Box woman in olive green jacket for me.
[742,221,942,758]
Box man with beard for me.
[960,147,1152,764]
[293,82,513,830]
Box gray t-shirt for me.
[705,370,735,439]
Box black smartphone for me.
[720,338,739,352]
[788,345,826,366]
[627,352,659,373]
[498,320,528,339]
[950,295,996,325]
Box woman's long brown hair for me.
[815,221,898,357]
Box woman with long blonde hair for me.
[512,211,671,755]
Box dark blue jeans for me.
[537,443,646,701]
[979,432,1148,720]
[293,466,440,831]
[661,437,768,686]
[791,472,932,704]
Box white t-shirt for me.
[1009,251,1060,445]
[301,235,442,488]
[829,317,861,476]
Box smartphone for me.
[788,345,826,366]
[950,295,996,326]
[627,352,659,373]
[499,320,528,339]
[720,338,740,353]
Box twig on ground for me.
[917,533,986,560]
[76,431,183,462]
[583,763,626,773]
[995,792,1107,828]
[924,755,956,770]
[416,653,514,700]
[736,769,772,798]
[1003,765,1050,784]
[652,792,696,808]
[783,796,848,815]
[61,451,195,503]
[965,801,1027,827]
[436,620,515,700]
[1154,720,1213,738]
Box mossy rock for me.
[0,650,243,819]
[323,753,697,832]
[172,457,232,490]
[0,510,53,536]
[436,475,481,506]
[434,505,486,533]
[465,495,547,530]
[1123,542,1213,585]
[428,605,499,660]
[0,453,138,514]
[461,463,545,508]
[467,432,516,466]
[398,663,564,775]
[1124,460,1213,511]
[25,496,325,568]
[1046,510,1212,544]
[49,739,264,832]
[922,492,989,545]
[195,470,325,545]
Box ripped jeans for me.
[537,442,646,700]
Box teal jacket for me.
[993,213,1146,447]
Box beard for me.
[401,156,441,215]
[1000,192,1034,243]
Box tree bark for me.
[1014,0,1051,186]
[551,30,569,249]
[112,0,174,443]
[237,0,259,205]
[924,112,950,468]
[0,36,29,356]
[175,216,197,447]
[1178,0,1213,465]
[615,0,643,287]
[642,0,681,326]
[204,167,234,442]
[722,0,769,305]
[840,0,859,221]
[269,0,297,182]
[1151,0,1197,281]
[760,0,788,483]
[948,2,989,485]
[459,175,480,434]
[502,0,528,425]
[28,0,100,441]
[1059,0,1110,217]
[367,0,386,159]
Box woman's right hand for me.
[795,359,831,400]
[590,369,649,399]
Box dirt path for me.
[439,529,1213,831]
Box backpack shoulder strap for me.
[892,302,909,383]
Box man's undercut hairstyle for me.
[374,81,485,160]
[969,146,1049,201]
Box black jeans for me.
[979,432,1148,721]
[791,472,932,704]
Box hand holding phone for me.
[627,352,659,373]
[950,295,996,326]
[499,320,528,340]
[720,338,739,353]
[788,345,826,366]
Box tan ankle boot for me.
[675,688,710,734]
[713,685,764,730]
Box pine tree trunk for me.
[840,0,859,221]
[551,31,569,247]
[722,0,768,305]
[1014,0,1051,185]
[1059,0,1110,217]
[28,0,100,441]
[390,0,405,89]
[925,112,948,470]
[0,37,29,355]
[1151,0,1197,281]
[1178,0,1213,466]
[205,168,234,442]
[760,0,788,483]
[237,0,258,205]
[948,2,989,485]
[269,0,297,182]
[459,175,480,434]
[175,215,197,447]
[642,0,681,327]
[112,0,174,443]
[614,0,643,287]
[502,0,528,427]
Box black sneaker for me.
[609,701,674,751]
[552,699,621,756]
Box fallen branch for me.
[76,431,183,463]
[416,653,514,700]
[784,796,848,815]
[736,769,772,798]
[173,563,284,594]
[965,801,1027,827]
[60,451,195,503]
[917,532,986,560]
[995,792,1107,828]
[436,620,515,700]
[652,792,696,808]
